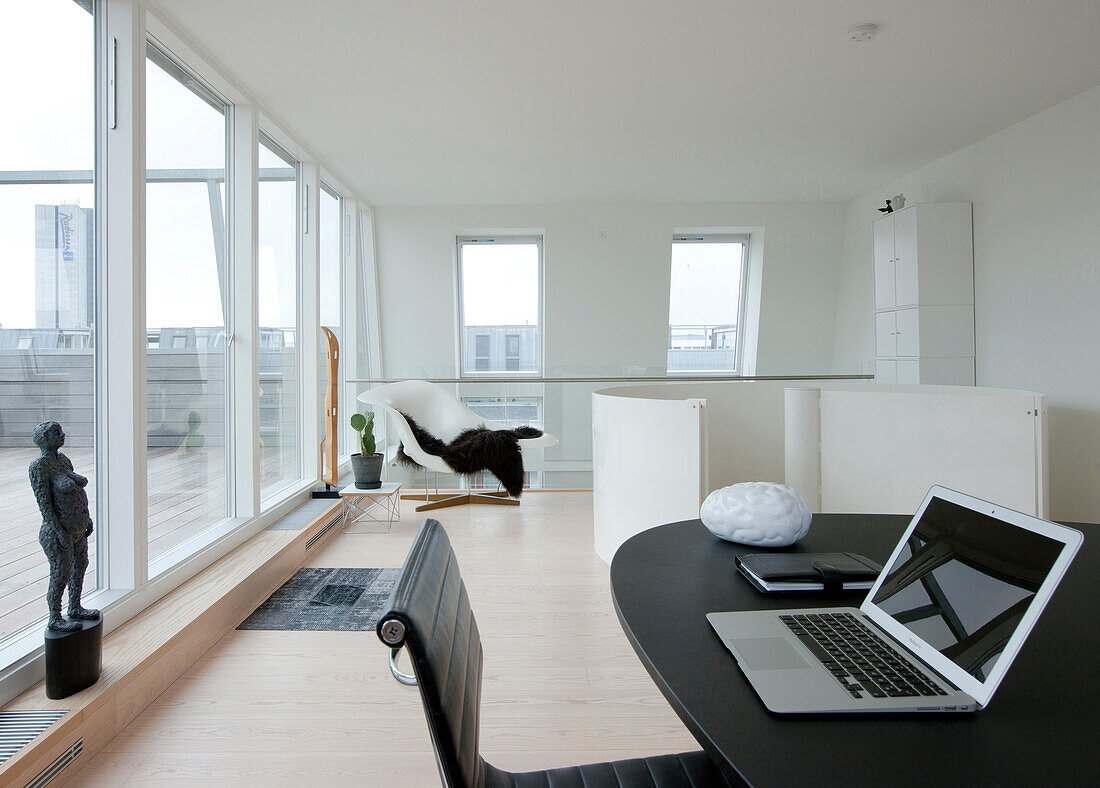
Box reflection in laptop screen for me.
[871,496,1063,681]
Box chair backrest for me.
[378,519,486,788]
[360,380,492,442]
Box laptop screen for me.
[870,496,1064,682]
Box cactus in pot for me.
[349,411,383,489]
[350,411,376,456]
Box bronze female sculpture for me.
[29,421,100,632]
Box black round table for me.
[609,515,1099,787]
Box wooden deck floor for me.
[66,492,698,787]
[0,444,295,641]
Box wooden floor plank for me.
[64,492,699,787]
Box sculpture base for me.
[44,615,102,699]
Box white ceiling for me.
[154,0,1100,205]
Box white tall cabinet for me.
[872,203,975,385]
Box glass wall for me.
[458,236,542,375]
[0,5,374,693]
[0,0,97,641]
[258,135,301,497]
[145,42,230,567]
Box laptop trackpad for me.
[733,637,810,670]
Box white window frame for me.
[455,234,544,378]
[143,34,237,576]
[256,130,306,506]
[667,233,751,376]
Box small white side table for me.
[339,482,403,533]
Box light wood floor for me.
[65,492,698,786]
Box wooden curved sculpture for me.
[321,327,339,488]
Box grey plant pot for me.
[351,452,383,489]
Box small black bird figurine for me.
[878,199,893,214]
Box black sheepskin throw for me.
[395,414,543,497]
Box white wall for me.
[374,201,848,378]
[833,84,1100,522]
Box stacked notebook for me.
[736,552,882,593]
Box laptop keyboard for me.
[779,612,949,700]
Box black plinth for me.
[44,615,102,699]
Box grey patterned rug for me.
[237,567,400,631]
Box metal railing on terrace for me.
[0,327,301,641]
[668,324,738,371]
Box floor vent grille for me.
[0,710,67,767]
[25,737,81,788]
[305,511,342,550]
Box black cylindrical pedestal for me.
[44,616,102,699]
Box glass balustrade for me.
[348,361,871,493]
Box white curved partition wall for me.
[593,381,1048,563]
[592,380,828,562]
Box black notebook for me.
[736,552,883,593]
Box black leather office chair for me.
[378,519,729,788]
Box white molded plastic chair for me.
[358,380,558,511]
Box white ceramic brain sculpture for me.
[700,482,812,546]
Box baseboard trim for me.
[0,500,343,787]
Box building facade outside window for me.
[457,235,542,376]
[0,0,98,641]
[667,235,749,374]
[145,42,232,568]
[258,135,302,497]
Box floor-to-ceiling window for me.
[0,0,98,641]
[258,135,301,497]
[145,42,230,567]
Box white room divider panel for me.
[785,385,1048,518]
[592,391,707,562]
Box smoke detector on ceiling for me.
[848,24,878,42]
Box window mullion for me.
[231,105,259,519]
[104,0,148,590]
[300,162,321,487]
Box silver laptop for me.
[707,486,1083,713]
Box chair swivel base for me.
[402,489,519,512]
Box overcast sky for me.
[461,243,540,325]
[668,242,743,326]
[0,1,94,329]
[1,0,301,332]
